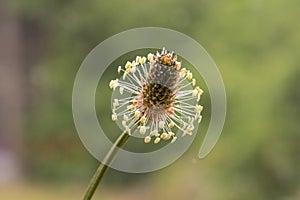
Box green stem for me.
[83,131,130,200]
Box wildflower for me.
[109,48,204,144]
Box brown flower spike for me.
[109,48,204,144]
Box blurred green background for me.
[0,0,300,199]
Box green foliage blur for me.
[10,0,300,199]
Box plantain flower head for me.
[109,48,204,144]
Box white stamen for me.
[114,99,119,106]
[136,56,142,63]
[192,78,196,86]
[109,79,119,90]
[168,132,175,137]
[175,61,181,69]
[161,132,168,140]
[134,110,141,119]
[111,114,117,121]
[123,72,127,80]
[180,68,187,77]
[127,104,136,111]
[159,121,164,129]
[123,114,129,121]
[130,66,136,73]
[185,130,192,136]
[198,115,203,123]
[117,66,122,74]
[168,121,175,128]
[141,56,146,64]
[150,130,160,137]
[140,126,147,135]
[197,94,201,102]
[125,61,131,69]
[119,87,124,94]
[144,136,151,143]
[147,53,154,61]
[195,105,203,114]
[186,125,194,132]
[192,88,198,97]
[122,120,127,128]
[186,71,193,80]
[196,86,203,95]
[171,136,177,143]
[154,137,161,144]
[140,115,146,124]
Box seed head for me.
[109,48,204,144]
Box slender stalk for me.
[83,130,130,200]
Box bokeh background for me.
[1,0,300,199]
